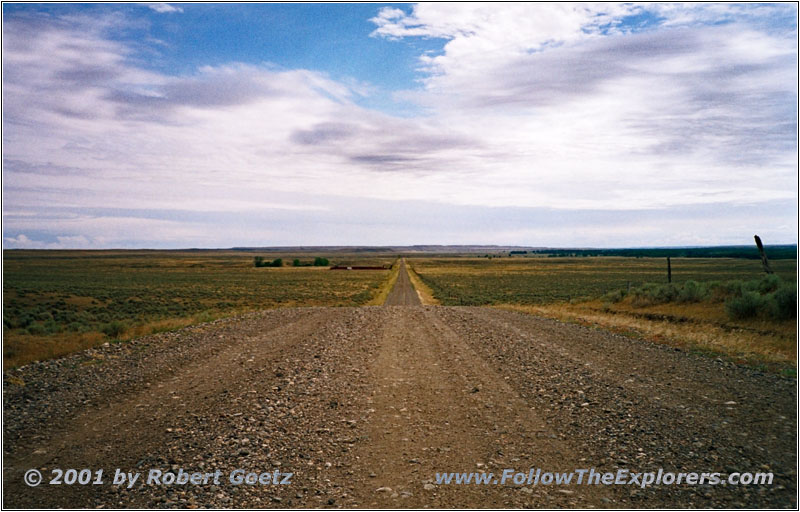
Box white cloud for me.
[371,3,639,46]
[148,3,183,14]
[2,5,797,247]
[4,234,94,249]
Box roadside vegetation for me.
[603,275,796,321]
[410,257,796,305]
[366,259,401,306]
[406,263,440,305]
[3,251,394,368]
[411,257,797,371]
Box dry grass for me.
[4,331,108,370]
[411,256,796,371]
[406,262,440,305]
[4,250,396,369]
[498,301,796,370]
[411,256,796,305]
[2,308,255,370]
[368,260,401,306]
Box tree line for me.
[254,257,329,268]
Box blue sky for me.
[2,3,798,248]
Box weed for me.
[101,320,127,338]
[759,274,782,294]
[677,280,707,303]
[3,250,392,367]
[725,292,765,319]
[602,289,626,303]
[412,256,795,306]
[770,286,797,321]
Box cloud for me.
[4,197,795,249]
[4,233,94,249]
[372,5,797,211]
[148,3,183,14]
[2,6,797,247]
[371,3,639,45]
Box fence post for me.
[754,235,774,274]
[667,257,672,283]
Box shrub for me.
[26,322,48,336]
[655,283,679,303]
[758,274,782,294]
[101,320,127,338]
[43,318,60,334]
[602,289,626,303]
[255,257,282,267]
[293,259,301,267]
[677,280,707,303]
[631,284,657,307]
[725,292,764,320]
[313,257,330,267]
[632,283,679,306]
[723,280,745,297]
[67,321,86,332]
[742,279,761,293]
[7,313,33,329]
[770,286,797,320]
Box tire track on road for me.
[382,260,421,306]
[349,302,613,507]
[436,306,796,508]
[4,308,360,508]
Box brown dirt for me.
[3,265,796,508]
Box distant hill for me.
[229,245,543,254]
[526,245,797,260]
[228,244,797,259]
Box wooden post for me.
[667,257,672,283]
[754,235,774,274]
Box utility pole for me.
[754,235,774,274]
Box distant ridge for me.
[226,244,797,259]
[229,245,545,253]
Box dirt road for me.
[3,265,796,508]
[383,260,422,306]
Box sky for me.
[2,2,798,249]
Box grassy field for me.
[3,250,395,368]
[409,256,796,304]
[5,251,797,372]
[409,256,797,370]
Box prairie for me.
[408,256,797,370]
[3,250,394,368]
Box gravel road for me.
[3,264,796,508]
[383,260,422,306]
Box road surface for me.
[383,260,422,306]
[3,264,796,508]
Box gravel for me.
[3,296,795,508]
